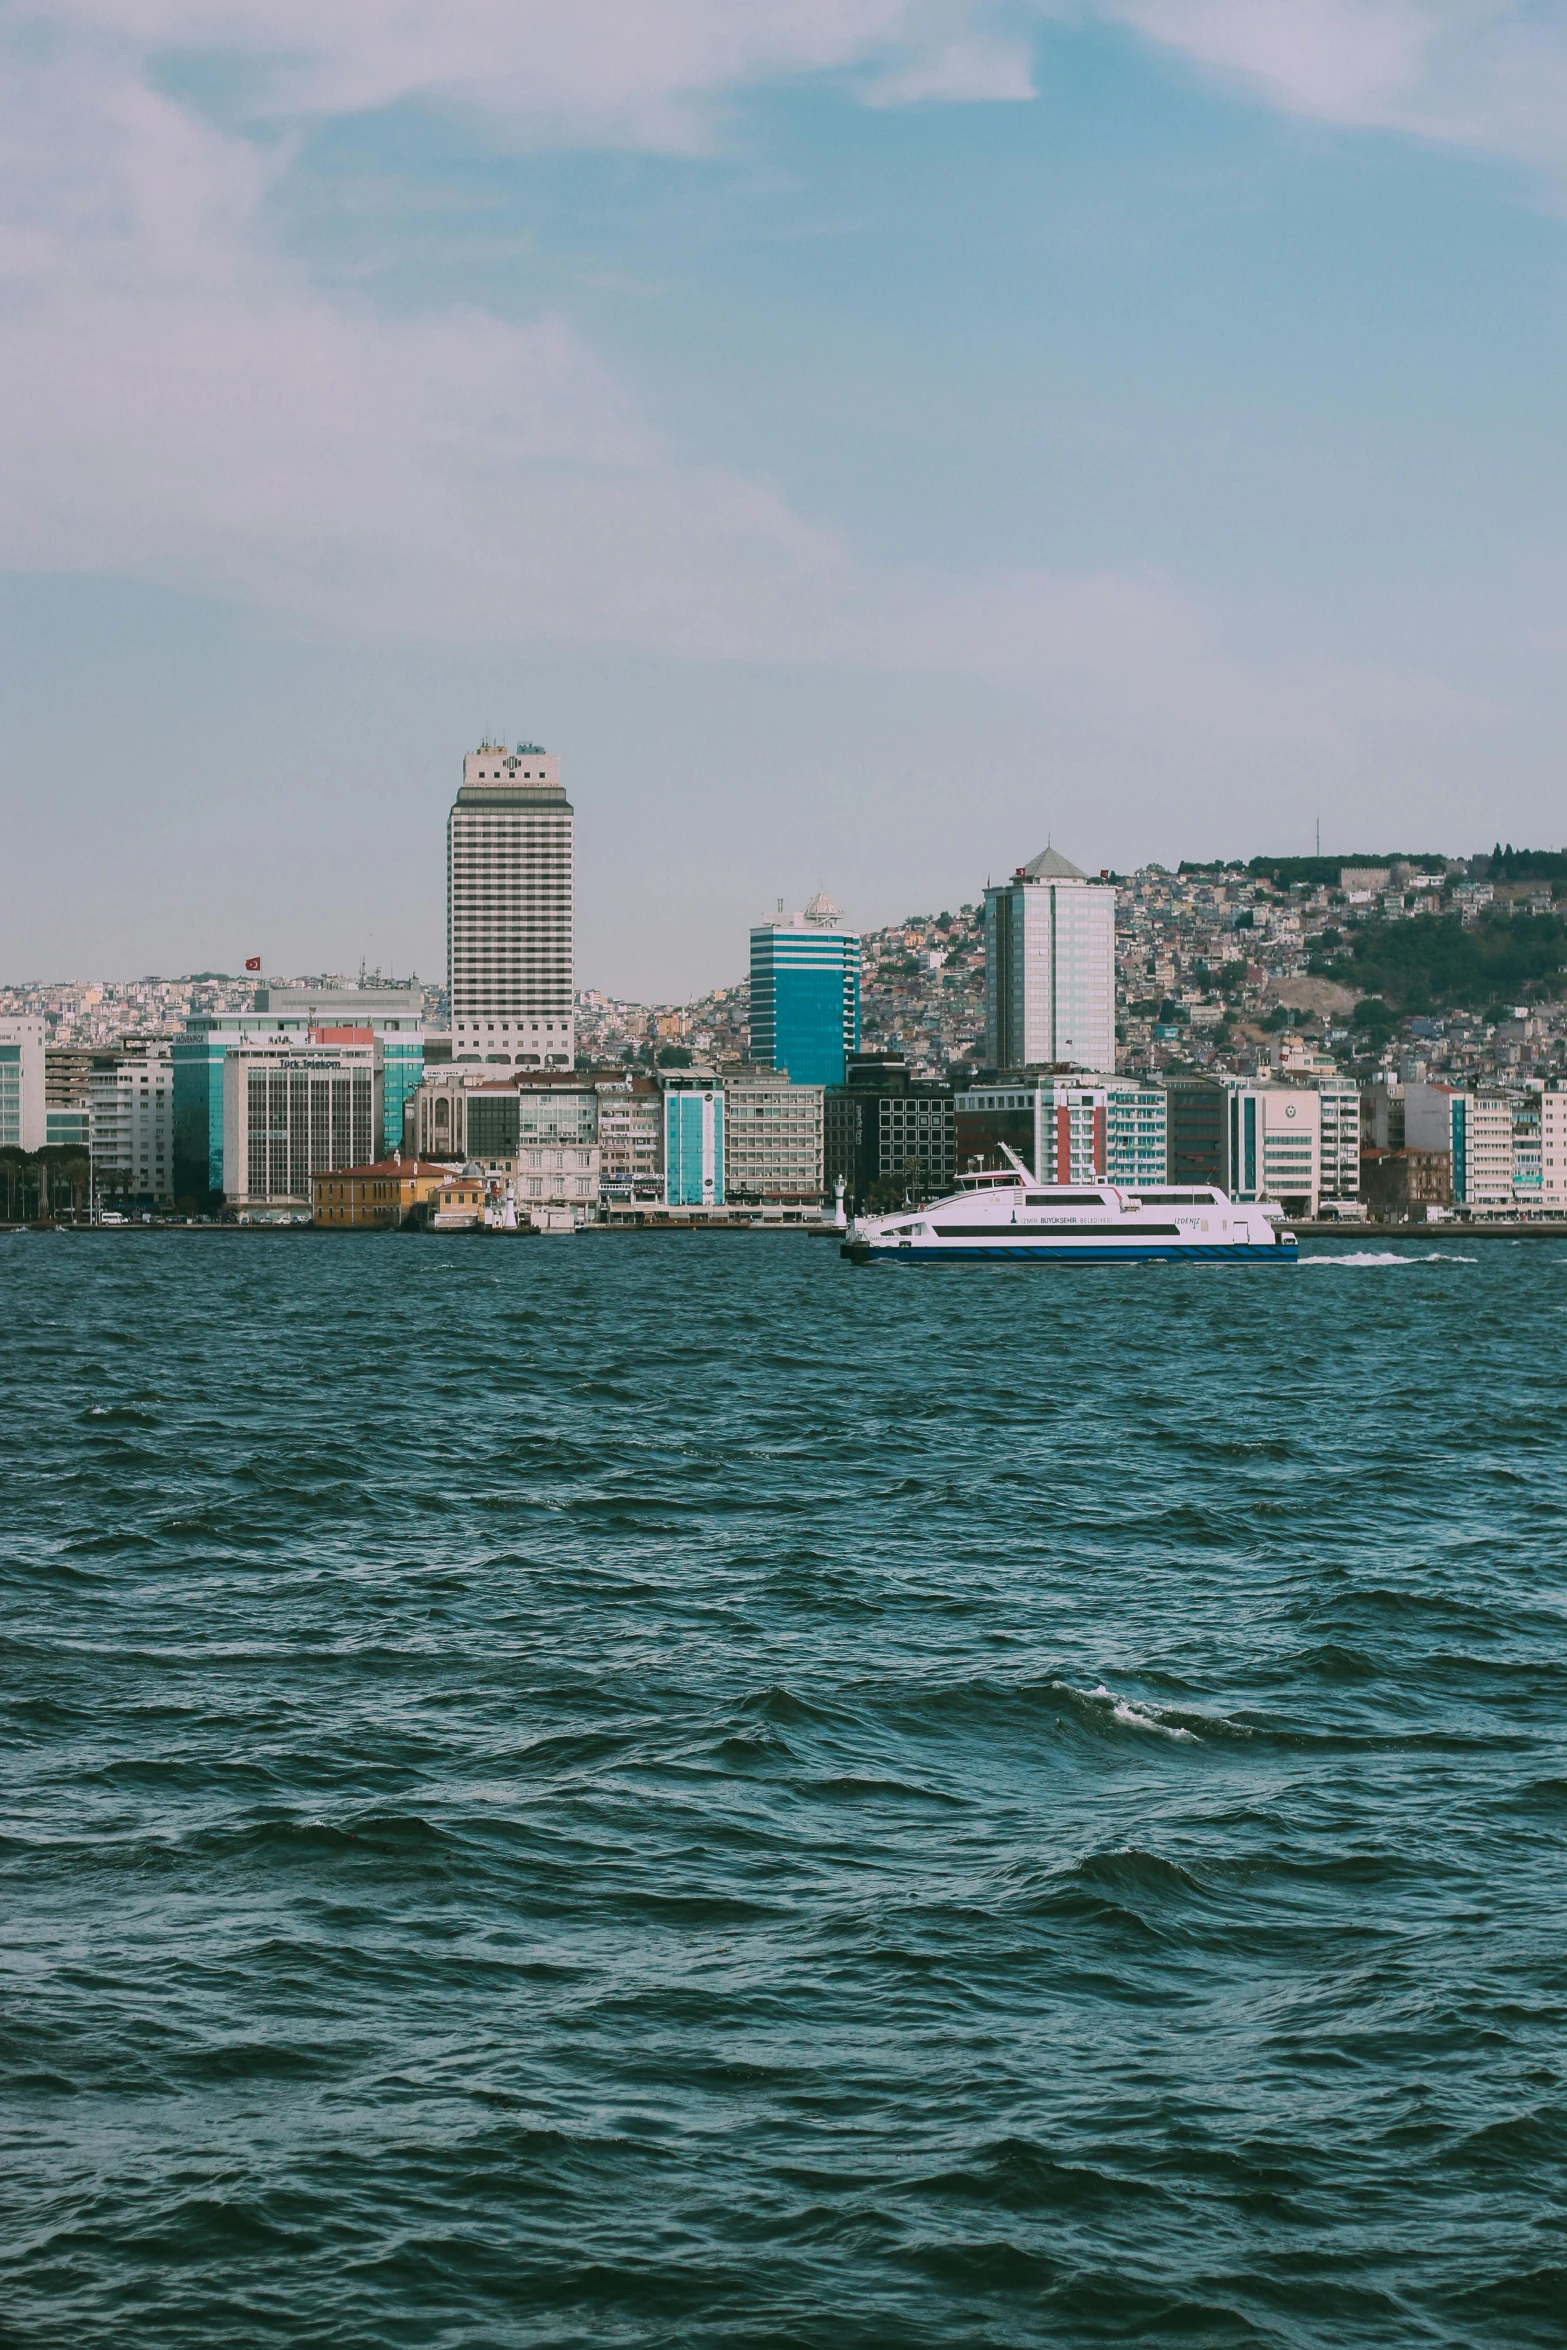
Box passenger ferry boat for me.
[841,1149,1297,1266]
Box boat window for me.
[1130,1192,1218,1206]
[1024,1194,1109,1207]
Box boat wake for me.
[1301,1250,1478,1267]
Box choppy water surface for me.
[3,1232,1566,2346]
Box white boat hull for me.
[843,1172,1297,1266]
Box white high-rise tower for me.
[448,741,575,1068]
[984,847,1115,1073]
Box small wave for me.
[1086,1684,1198,1740]
[1300,1250,1478,1267]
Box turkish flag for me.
[245,956,262,971]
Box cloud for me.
[24,2,1037,146]
[0,0,1492,784]
[1100,2,1567,179]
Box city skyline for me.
[4,7,1567,998]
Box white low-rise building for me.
[723,1071,824,1205]
[89,1040,173,1205]
[0,1017,46,1153]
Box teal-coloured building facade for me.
[664,1081,723,1207]
[749,919,860,1088]
[172,988,424,1200]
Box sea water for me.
[2,1232,1564,2345]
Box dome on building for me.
[1021,846,1088,881]
[803,890,842,927]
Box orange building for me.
[312,1156,452,1229]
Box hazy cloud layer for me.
[0,1,1530,764]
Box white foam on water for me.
[1087,1684,1199,1741]
[1300,1250,1477,1267]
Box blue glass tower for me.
[749,914,860,1088]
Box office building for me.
[174,984,423,1200]
[824,1056,955,1211]
[1260,1088,1320,1219]
[663,1070,724,1207]
[253,987,424,1155]
[984,849,1115,1074]
[448,741,574,1070]
[222,1043,381,1216]
[89,1039,174,1204]
[0,1018,46,1152]
[723,1072,824,1206]
[749,897,860,1087]
[1165,1077,1270,1203]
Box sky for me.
[3,1,1566,999]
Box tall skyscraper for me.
[749,894,860,1087]
[448,741,574,1069]
[983,848,1115,1073]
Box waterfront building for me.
[253,987,424,1155]
[957,1075,1107,1184]
[823,1055,954,1211]
[1360,1146,1453,1220]
[1314,1079,1360,1209]
[404,1071,601,1213]
[663,1069,724,1207]
[1404,1082,1513,1209]
[46,1049,94,1106]
[1105,1078,1168,1187]
[1261,1088,1320,1219]
[44,1047,92,1148]
[984,849,1115,1074]
[596,1076,663,1201]
[46,1104,90,1149]
[1511,1089,1542,1210]
[221,1043,380,1216]
[174,983,423,1200]
[1361,1076,1405,1153]
[313,1158,451,1229]
[0,1017,46,1152]
[447,741,574,1070]
[749,898,860,1088]
[1165,1077,1272,1203]
[723,1071,824,1206]
[1540,1083,1567,1214]
[88,1040,173,1204]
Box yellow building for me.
[312,1156,452,1229]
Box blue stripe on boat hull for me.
[851,1241,1297,1265]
